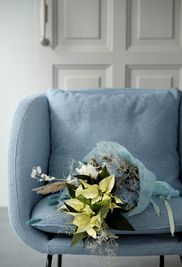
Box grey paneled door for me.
[34,0,182,91]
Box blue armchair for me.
[8,88,182,267]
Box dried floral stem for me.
[32,181,66,195]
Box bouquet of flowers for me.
[29,141,179,253]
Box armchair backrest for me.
[46,88,182,191]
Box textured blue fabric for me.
[47,88,182,191]
[46,234,182,256]
[31,194,182,235]
[31,194,74,234]
[8,88,182,256]
[8,94,51,253]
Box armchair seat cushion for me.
[31,193,182,235]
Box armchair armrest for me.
[8,94,51,253]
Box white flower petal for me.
[36,166,42,174]
[77,164,98,179]
[31,168,37,178]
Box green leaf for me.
[64,202,78,212]
[106,209,135,231]
[75,174,90,180]
[116,203,128,213]
[77,194,91,205]
[91,199,110,212]
[26,218,42,225]
[99,200,110,219]
[75,175,94,185]
[97,165,110,182]
[71,232,88,247]
[111,197,129,212]
[111,180,117,194]
[66,182,77,198]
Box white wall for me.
[0,0,35,206]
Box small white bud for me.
[49,176,56,181]
[31,168,37,178]
[36,166,42,174]
[66,174,72,181]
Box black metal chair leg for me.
[57,254,62,267]
[46,254,53,267]
[179,255,182,264]
[159,255,164,267]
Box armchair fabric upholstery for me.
[47,88,182,190]
[8,88,182,256]
[31,192,182,235]
[8,94,50,253]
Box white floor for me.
[0,208,181,267]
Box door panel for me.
[53,64,112,89]
[34,0,182,91]
[127,0,182,50]
[126,65,180,89]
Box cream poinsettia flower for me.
[75,180,99,198]
[64,197,95,215]
[99,175,115,194]
[91,195,102,205]
[76,184,99,199]
[73,213,102,239]
[76,163,98,179]
[63,174,125,242]
[75,175,116,200]
[64,198,84,212]
[73,213,91,231]
[84,205,95,216]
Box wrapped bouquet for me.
[28,141,179,252]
